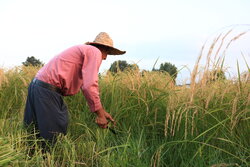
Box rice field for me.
[0,32,250,166]
[0,64,249,167]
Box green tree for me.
[22,56,44,67]
[159,62,178,80]
[109,60,139,73]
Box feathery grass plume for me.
[223,31,249,55]
[204,34,222,74]
[192,28,249,88]
[0,68,9,88]
[190,44,203,103]
[213,29,233,64]
[0,68,4,88]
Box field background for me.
[0,63,249,167]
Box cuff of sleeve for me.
[90,102,103,112]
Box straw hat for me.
[86,32,126,55]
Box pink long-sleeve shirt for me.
[36,44,103,112]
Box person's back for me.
[36,44,102,96]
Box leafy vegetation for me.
[109,60,138,73]
[22,56,44,67]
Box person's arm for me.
[81,48,115,128]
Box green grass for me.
[0,65,249,167]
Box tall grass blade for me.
[236,60,242,92]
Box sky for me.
[0,0,250,83]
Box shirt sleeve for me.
[81,47,103,112]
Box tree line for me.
[23,56,233,83]
[22,56,178,78]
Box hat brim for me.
[87,42,126,55]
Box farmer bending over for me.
[24,32,126,143]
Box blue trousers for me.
[24,80,68,142]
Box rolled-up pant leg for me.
[24,81,68,142]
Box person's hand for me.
[95,108,115,129]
